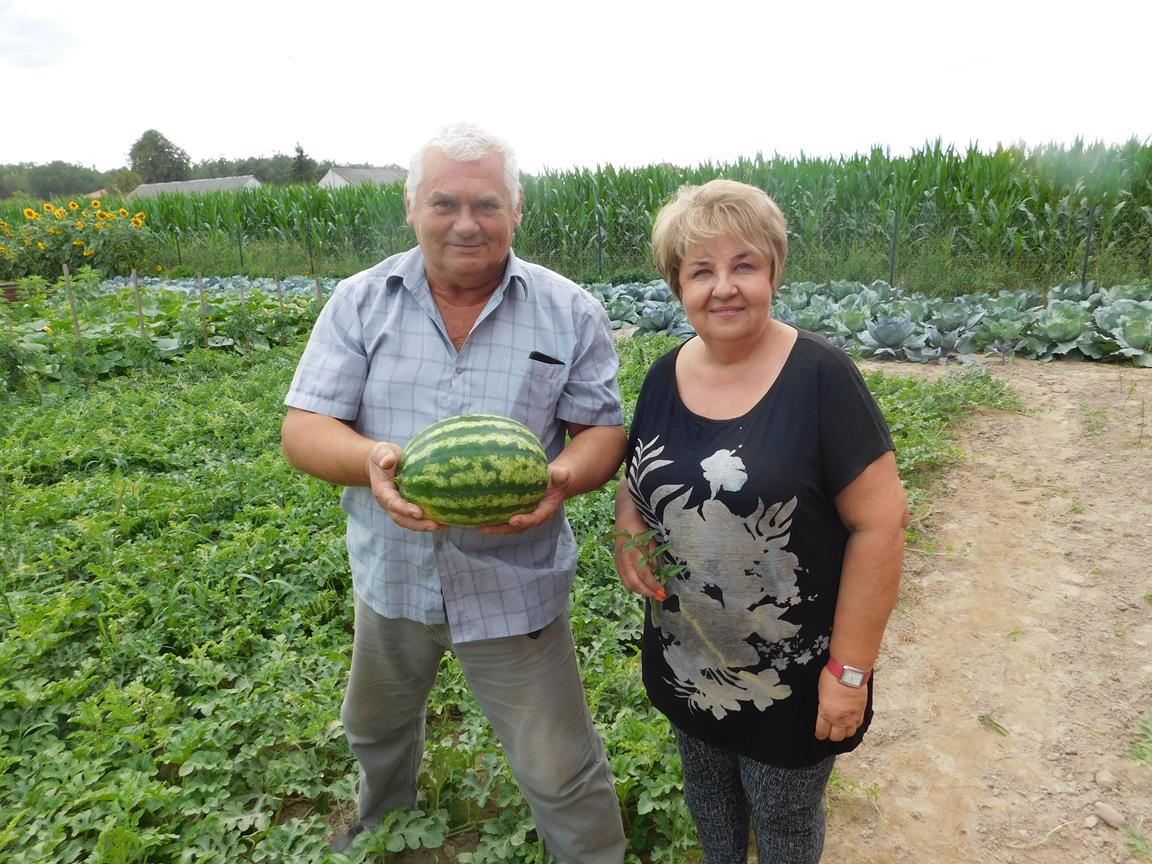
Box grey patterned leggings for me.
[674,726,835,864]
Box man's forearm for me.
[555,424,627,497]
[281,408,375,487]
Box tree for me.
[291,143,318,184]
[27,161,105,199]
[103,168,143,196]
[129,130,191,183]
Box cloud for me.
[0,0,77,68]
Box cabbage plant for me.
[1112,317,1152,366]
[906,325,977,365]
[1023,300,1095,361]
[858,317,925,360]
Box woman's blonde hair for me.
[651,179,788,298]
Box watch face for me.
[841,668,866,688]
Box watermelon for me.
[395,413,550,527]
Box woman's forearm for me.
[828,523,905,669]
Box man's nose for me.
[454,208,480,235]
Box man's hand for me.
[814,664,868,742]
[477,464,572,535]
[368,441,445,532]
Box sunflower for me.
[135,212,146,221]
[130,218,144,229]
[90,200,101,209]
[96,222,106,229]
[42,202,54,213]
[155,264,164,272]
[36,242,45,250]
[75,221,86,229]
[73,239,85,246]
[96,210,111,220]
[23,208,38,220]
[82,248,96,257]
[53,209,65,220]
[69,201,80,210]
[118,208,129,217]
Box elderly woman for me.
[614,179,909,863]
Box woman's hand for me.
[614,484,666,601]
[814,665,869,742]
[367,442,445,532]
[478,465,572,535]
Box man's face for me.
[406,149,522,292]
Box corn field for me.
[4,139,1150,288]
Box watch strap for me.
[825,657,872,685]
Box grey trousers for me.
[674,726,834,864]
[341,596,626,864]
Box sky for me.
[3,0,1149,175]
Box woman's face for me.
[678,235,775,347]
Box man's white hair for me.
[406,122,521,203]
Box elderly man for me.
[280,124,628,862]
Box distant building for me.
[317,166,406,189]
[130,175,262,197]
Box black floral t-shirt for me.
[625,330,894,767]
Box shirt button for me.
[454,368,463,376]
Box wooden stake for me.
[131,268,145,337]
[197,275,209,349]
[274,270,284,313]
[62,263,82,339]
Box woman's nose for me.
[712,270,737,296]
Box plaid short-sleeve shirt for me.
[285,247,623,642]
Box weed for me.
[1080,405,1109,435]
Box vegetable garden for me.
[2,137,1150,861]
[2,313,1017,861]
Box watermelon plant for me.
[0,334,1014,863]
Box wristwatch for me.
[826,657,871,688]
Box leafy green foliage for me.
[0,336,1007,862]
[129,130,191,184]
[0,278,320,393]
[7,138,1152,287]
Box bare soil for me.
[825,358,1152,864]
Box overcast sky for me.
[3,0,1148,175]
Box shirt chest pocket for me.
[514,359,569,438]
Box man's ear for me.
[513,190,524,228]
[404,191,414,227]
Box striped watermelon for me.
[395,413,550,527]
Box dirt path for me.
[825,359,1152,864]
